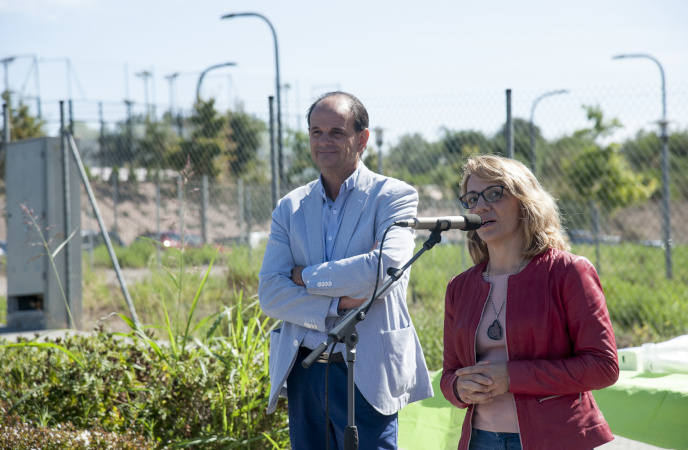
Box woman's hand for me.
[454,361,493,404]
[455,361,510,403]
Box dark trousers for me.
[287,348,398,450]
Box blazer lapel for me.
[332,172,371,259]
[302,188,324,265]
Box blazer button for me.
[293,340,299,347]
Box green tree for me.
[98,120,133,168]
[1,92,46,140]
[559,106,657,230]
[493,117,534,163]
[173,99,228,179]
[441,128,495,157]
[285,129,318,185]
[225,108,266,180]
[1,92,47,179]
[136,116,179,177]
[563,143,657,212]
[386,133,445,185]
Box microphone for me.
[394,214,483,231]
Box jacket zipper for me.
[502,274,524,450]
[467,283,493,449]
[537,394,563,402]
[537,392,584,404]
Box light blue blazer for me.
[259,164,433,415]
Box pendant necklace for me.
[486,258,525,341]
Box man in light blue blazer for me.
[259,91,433,449]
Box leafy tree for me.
[225,108,266,180]
[136,116,179,177]
[559,106,657,230]
[1,92,47,179]
[1,92,46,140]
[285,129,318,185]
[386,133,445,185]
[563,143,657,212]
[574,104,622,140]
[493,117,534,163]
[440,128,495,157]
[172,99,228,179]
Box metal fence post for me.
[60,101,73,328]
[238,179,245,244]
[113,169,119,235]
[201,174,209,244]
[178,174,184,237]
[269,95,278,209]
[155,174,161,267]
[2,102,9,149]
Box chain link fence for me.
[2,83,688,342]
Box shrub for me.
[0,298,289,449]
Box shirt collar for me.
[317,163,361,201]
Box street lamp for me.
[529,89,568,174]
[374,127,384,174]
[196,62,237,103]
[221,12,283,193]
[613,53,672,279]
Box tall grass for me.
[1,245,289,448]
[404,241,688,370]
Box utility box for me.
[5,136,82,331]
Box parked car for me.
[81,230,125,251]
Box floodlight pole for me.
[613,53,671,279]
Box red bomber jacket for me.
[441,247,619,450]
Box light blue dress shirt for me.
[300,164,360,353]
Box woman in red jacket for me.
[441,155,619,450]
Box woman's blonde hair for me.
[460,154,569,264]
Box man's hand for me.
[291,266,306,286]
[339,296,366,310]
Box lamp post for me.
[529,89,568,174]
[613,53,671,279]
[374,127,384,174]
[196,62,236,103]
[221,12,283,193]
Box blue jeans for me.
[286,348,398,450]
[469,428,522,450]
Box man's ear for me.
[357,128,370,154]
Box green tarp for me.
[398,370,688,450]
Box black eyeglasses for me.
[459,185,505,209]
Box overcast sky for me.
[2,0,687,140]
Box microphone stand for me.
[302,226,446,450]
